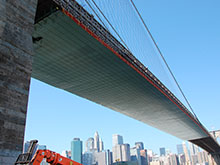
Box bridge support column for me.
[0,0,37,164]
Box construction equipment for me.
[15,140,82,165]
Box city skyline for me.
[61,131,213,165]
[23,131,217,164]
[25,131,211,156]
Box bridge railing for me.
[51,0,206,132]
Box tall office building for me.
[189,142,199,156]
[85,137,94,152]
[71,138,83,163]
[182,142,190,164]
[112,134,123,146]
[121,144,131,162]
[178,154,186,165]
[135,142,144,150]
[147,149,153,162]
[82,152,94,165]
[112,144,122,163]
[159,147,166,156]
[194,145,200,154]
[130,147,141,165]
[191,154,198,165]
[94,131,100,152]
[93,150,113,165]
[197,151,209,164]
[168,154,179,165]
[106,149,113,165]
[140,149,148,165]
[176,144,184,155]
[95,151,107,165]
[99,138,104,152]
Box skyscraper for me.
[168,154,179,165]
[159,147,166,156]
[85,137,94,152]
[94,151,107,165]
[112,134,123,146]
[71,138,82,163]
[189,142,199,156]
[147,149,153,163]
[99,138,104,152]
[130,147,141,165]
[191,154,198,165]
[135,142,144,150]
[178,154,186,165]
[94,131,100,152]
[140,149,148,165]
[176,144,184,155]
[106,149,113,165]
[112,144,122,163]
[82,152,94,165]
[121,144,131,162]
[182,142,190,164]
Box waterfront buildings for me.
[61,134,217,165]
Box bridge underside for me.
[32,2,220,154]
[33,11,205,140]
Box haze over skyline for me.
[24,0,220,154]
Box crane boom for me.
[15,140,82,165]
[31,149,82,165]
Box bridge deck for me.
[32,0,220,153]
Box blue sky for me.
[24,0,220,154]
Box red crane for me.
[15,140,82,165]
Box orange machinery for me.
[15,140,82,165]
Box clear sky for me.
[24,0,220,155]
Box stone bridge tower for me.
[0,0,37,164]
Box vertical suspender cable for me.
[89,0,130,51]
[129,0,199,121]
[84,0,109,30]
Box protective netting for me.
[76,0,194,116]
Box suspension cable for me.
[129,0,199,120]
[88,0,130,51]
[84,0,109,30]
